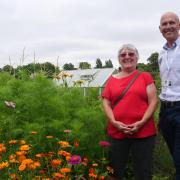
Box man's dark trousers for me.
[159,102,180,180]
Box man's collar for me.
[163,35,180,50]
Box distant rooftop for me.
[55,68,116,87]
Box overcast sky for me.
[0,0,179,68]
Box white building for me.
[55,68,116,95]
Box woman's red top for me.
[102,70,156,139]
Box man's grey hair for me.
[118,44,139,59]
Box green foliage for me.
[0,72,106,159]
[0,70,176,178]
[3,62,60,79]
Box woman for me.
[102,44,157,180]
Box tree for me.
[95,58,102,68]
[103,59,113,68]
[63,63,75,70]
[147,52,159,73]
[79,62,91,69]
[2,65,14,74]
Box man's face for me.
[159,13,180,42]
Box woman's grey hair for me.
[118,44,139,59]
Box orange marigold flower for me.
[34,161,41,167]
[51,159,62,168]
[58,141,70,148]
[66,155,71,161]
[0,161,9,169]
[9,173,17,179]
[16,151,26,156]
[9,154,19,163]
[22,158,33,165]
[17,155,26,163]
[0,143,6,153]
[29,164,36,170]
[46,135,53,139]
[9,154,16,160]
[27,161,41,170]
[19,164,26,171]
[9,140,17,145]
[53,172,64,179]
[47,151,55,156]
[60,168,71,173]
[89,173,97,178]
[35,153,45,158]
[20,145,30,151]
[58,150,71,157]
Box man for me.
[158,12,180,180]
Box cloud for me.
[0,0,179,68]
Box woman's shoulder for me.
[140,71,153,77]
[139,71,154,83]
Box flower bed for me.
[0,130,112,179]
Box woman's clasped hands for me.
[113,120,144,135]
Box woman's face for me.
[118,48,138,71]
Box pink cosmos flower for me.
[63,129,72,133]
[4,101,16,108]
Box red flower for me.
[74,140,79,148]
[99,141,111,147]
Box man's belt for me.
[161,100,180,108]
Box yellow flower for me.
[92,163,98,167]
[46,135,53,139]
[31,131,38,135]
[19,140,26,145]
[9,140,17,145]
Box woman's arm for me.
[129,83,158,133]
[102,98,131,133]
